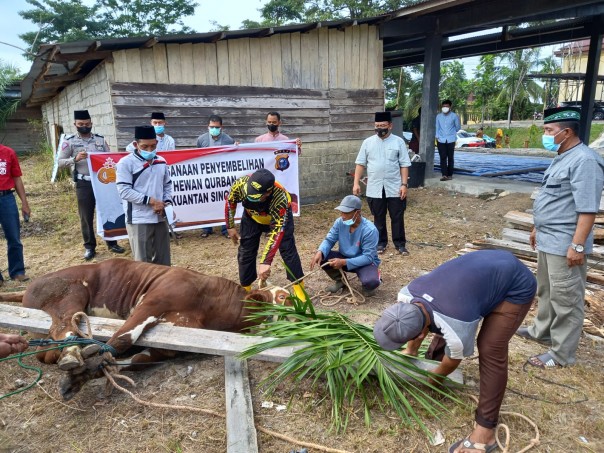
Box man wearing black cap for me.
[126,112,175,153]
[58,109,125,260]
[374,250,536,453]
[116,125,173,266]
[516,107,604,369]
[353,111,411,255]
[150,112,175,151]
[309,195,381,297]
[225,168,306,300]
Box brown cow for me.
[15,259,289,400]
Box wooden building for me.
[0,83,44,154]
[21,20,385,202]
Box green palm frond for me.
[240,294,465,436]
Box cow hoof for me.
[58,354,84,371]
[69,364,88,375]
[81,344,101,359]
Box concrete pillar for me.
[580,22,602,143]
[419,34,442,178]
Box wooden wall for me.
[0,105,44,154]
[108,25,382,91]
[111,83,383,148]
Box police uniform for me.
[58,110,123,258]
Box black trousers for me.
[75,180,116,251]
[437,141,455,177]
[237,209,304,286]
[367,189,406,248]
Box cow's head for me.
[247,286,290,307]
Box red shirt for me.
[0,144,22,190]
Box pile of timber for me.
[458,210,604,339]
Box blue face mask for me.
[209,127,221,137]
[139,149,157,160]
[542,129,566,152]
[153,125,165,134]
[342,211,358,226]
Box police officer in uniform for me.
[58,110,125,260]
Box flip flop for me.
[515,327,552,345]
[449,436,498,453]
[526,352,562,369]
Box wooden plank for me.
[179,43,195,85]
[139,48,157,83]
[112,95,330,109]
[192,43,207,85]
[204,43,219,85]
[344,27,354,89]
[0,304,463,384]
[166,43,183,83]
[280,34,293,88]
[124,49,143,83]
[318,27,329,90]
[153,44,170,83]
[358,24,369,89]
[376,27,383,92]
[259,37,273,87]
[501,227,530,244]
[114,106,330,119]
[236,39,251,85]
[228,39,242,86]
[249,39,263,87]
[328,28,339,89]
[365,27,377,89]
[224,357,259,453]
[217,41,230,85]
[290,32,301,89]
[270,34,283,88]
[112,50,128,82]
[503,210,533,228]
[110,82,329,99]
[351,25,361,89]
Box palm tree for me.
[497,49,544,128]
[0,61,21,128]
[240,295,464,435]
[540,55,561,109]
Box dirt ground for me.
[1,155,603,453]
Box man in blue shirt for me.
[310,195,381,297]
[374,250,536,453]
[435,99,461,181]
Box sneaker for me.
[108,244,126,254]
[84,249,96,261]
[440,176,448,181]
[377,245,386,254]
[447,176,453,180]
[12,274,30,282]
[397,246,410,256]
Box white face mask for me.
[442,107,450,114]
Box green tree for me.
[497,49,543,128]
[19,0,198,58]
[0,61,23,128]
[253,0,416,26]
[96,0,197,38]
[473,55,501,125]
[19,0,105,57]
[539,55,561,110]
[439,60,470,123]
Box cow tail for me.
[0,291,25,302]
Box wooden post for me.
[225,357,258,453]
[420,34,442,178]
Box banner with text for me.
[88,141,300,240]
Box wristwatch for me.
[571,243,585,253]
[401,183,408,187]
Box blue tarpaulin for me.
[434,151,552,183]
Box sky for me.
[0,0,269,74]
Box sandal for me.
[449,436,498,453]
[515,327,551,345]
[526,352,562,369]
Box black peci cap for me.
[135,125,157,140]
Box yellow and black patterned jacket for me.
[225,175,291,265]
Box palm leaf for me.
[240,294,465,436]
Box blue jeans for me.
[0,193,25,280]
[202,225,228,235]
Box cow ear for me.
[245,290,271,303]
